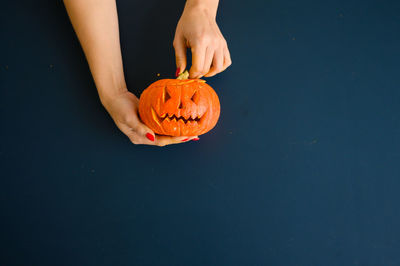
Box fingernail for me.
[192,138,200,141]
[175,68,180,77]
[181,138,189,142]
[146,133,155,141]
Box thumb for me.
[173,36,187,75]
[135,123,156,142]
[125,116,156,143]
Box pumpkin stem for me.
[176,70,189,80]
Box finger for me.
[118,124,143,145]
[204,46,224,77]
[126,131,145,145]
[202,46,215,77]
[122,116,156,144]
[135,123,157,143]
[155,135,199,147]
[222,45,232,71]
[189,45,206,79]
[173,36,187,75]
[117,123,154,145]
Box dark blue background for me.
[1,0,400,265]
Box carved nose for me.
[179,102,183,109]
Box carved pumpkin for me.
[139,71,220,136]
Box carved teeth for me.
[198,112,206,123]
[178,119,185,126]
[157,112,203,124]
[182,113,190,120]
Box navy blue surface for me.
[1,0,400,265]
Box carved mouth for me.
[161,114,201,123]
[151,108,205,126]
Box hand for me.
[101,91,198,146]
[173,3,232,79]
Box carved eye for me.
[191,91,199,103]
[164,89,171,102]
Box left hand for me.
[101,90,198,146]
[173,3,232,79]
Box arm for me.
[64,0,125,102]
[63,0,197,146]
[174,0,232,78]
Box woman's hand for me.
[64,0,197,146]
[173,0,232,79]
[101,91,198,146]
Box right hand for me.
[173,2,232,79]
[101,91,198,146]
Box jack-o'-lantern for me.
[139,71,220,136]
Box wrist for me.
[184,0,219,19]
[96,80,128,108]
[90,67,128,103]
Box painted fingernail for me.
[175,68,180,77]
[192,138,200,141]
[181,138,189,142]
[146,133,155,141]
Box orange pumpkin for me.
[139,73,220,136]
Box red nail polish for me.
[175,68,180,77]
[182,138,189,142]
[192,138,200,141]
[146,133,154,141]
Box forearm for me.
[63,0,127,103]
